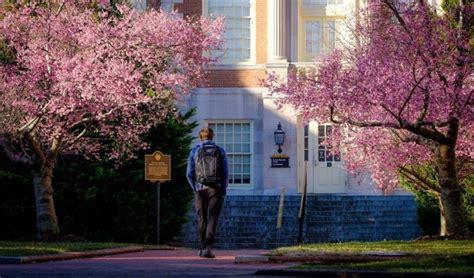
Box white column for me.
[268,0,288,63]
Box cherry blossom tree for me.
[0,0,222,236]
[267,0,472,236]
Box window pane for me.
[318,125,325,136]
[234,143,242,152]
[235,164,242,173]
[235,155,242,163]
[318,150,325,161]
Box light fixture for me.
[274,122,285,154]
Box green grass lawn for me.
[273,240,474,273]
[0,241,131,257]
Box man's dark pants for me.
[195,187,224,249]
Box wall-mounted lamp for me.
[274,122,285,154]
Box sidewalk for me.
[0,248,472,277]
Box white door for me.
[307,123,346,193]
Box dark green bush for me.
[0,167,36,239]
[53,109,197,244]
[1,109,197,243]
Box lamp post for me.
[274,122,285,154]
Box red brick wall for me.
[205,70,266,87]
[175,0,202,18]
[255,0,267,64]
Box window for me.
[206,0,254,64]
[302,18,341,61]
[207,122,252,187]
[317,124,341,163]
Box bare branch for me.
[330,106,401,129]
[414,85,430,128]
[55,1,65,16]
[18,104,49,135]
[400,165,441,194]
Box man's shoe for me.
[202,246,215,259]
[198,248,205,257]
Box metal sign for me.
[145,151,171,182]
[271,154,290,168]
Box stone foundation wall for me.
[172,195,422,249]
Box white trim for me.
[205,120,255,190]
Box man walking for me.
[186,127,228,258]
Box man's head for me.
[199,127,214,141]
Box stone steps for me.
[171,195,422,249]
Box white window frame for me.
[299,16,342,62]
[205,120,254,189]
[203,0,256,65]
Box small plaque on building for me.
[271,154,290,168]
[145,151,171,182]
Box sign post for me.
[145,151,171,244]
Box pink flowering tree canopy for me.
[0,0,223,235]
[266,0,472,236]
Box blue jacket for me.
[186,140,229,195]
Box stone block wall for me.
[171,195,422,249]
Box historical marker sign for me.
[145,151,171,182]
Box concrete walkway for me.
[0,249,295,277]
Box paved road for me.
[0,249,295,278]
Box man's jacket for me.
[186,140,229,195]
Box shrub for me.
[0,109,197,243]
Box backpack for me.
[195,144,222,187]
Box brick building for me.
[137,0,422,248]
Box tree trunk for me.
[33,164,60,236]
[435,144,468,236]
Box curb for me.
[0,246,144,264]
[255,269,474,278]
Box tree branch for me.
[329,106,400,129]
[24,132,46,164]
[400,165,441,194]
[18,103,49,135]
[55,1,65,16]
